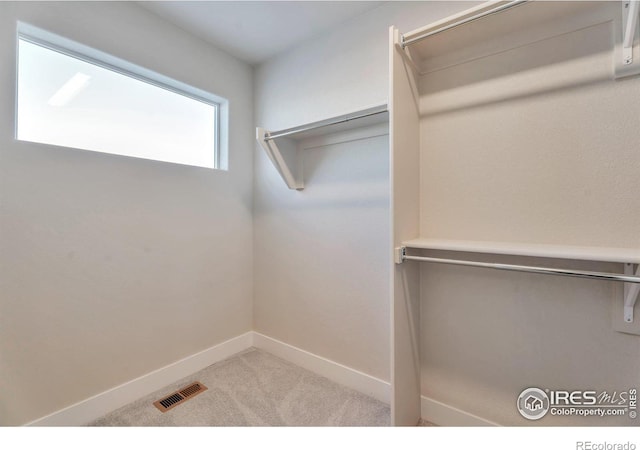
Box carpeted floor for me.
[90,348,390,426]
[419,419,437,426]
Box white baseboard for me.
[26,331,391,426]
[421,395,499,426]
[26,332,254,426]
[252,332,390,404]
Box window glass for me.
[17,37,219,169]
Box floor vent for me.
[153,382,208,413]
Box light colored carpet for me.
[90,348,390,426]
[418,419,437,426]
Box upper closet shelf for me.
[256,105,388,190]
[397,0,640,78]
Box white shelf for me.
[402,238,640,264]
[401,1,624,75]
[256,105,388,190]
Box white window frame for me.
[15,21,229,170]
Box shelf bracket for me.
[256,105,388,190]
[256,127,304,190]
[624,263,640,323]
[394,247,407,264]
[623,1,639,65]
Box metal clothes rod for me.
[401,253,640,284]
[401,0,529,48]
[264,107,387,141]
[624,1,640,48]
[623,0,640,64]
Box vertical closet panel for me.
[389,27,421,426]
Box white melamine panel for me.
[390,27,421,426]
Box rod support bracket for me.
[623,263,640,323]
[399,34,406,49]
[394,246,407,264]
[624,305,634,323]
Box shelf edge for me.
[401,238,640,264]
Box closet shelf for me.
[399,1,638,77]
[401,238,640,264]
[399,238,640,323]
[256,105,388,190]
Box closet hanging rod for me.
[264,106,388,141]
[401,0,529,48]
[399,249,640,284]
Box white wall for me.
[0,1,253,426]
[418,20,640,249]
[254,131,390,380]
[253,2,474,383]
[420,255,640,426]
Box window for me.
[16,23,227,170]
